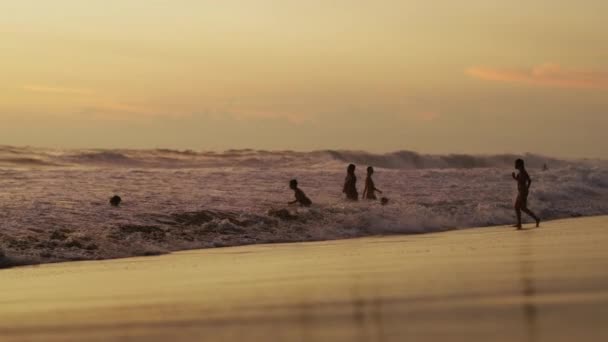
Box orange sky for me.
[1,1,607,157]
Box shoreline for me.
[1,214,600,270]
[1,215,608,341]
[0,214,608,271]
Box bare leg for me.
[515,208,523,229]
[522,207,540,227]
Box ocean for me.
[1,146,607,266]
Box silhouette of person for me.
[288,179,312,207]
[343,164,359,201]
[110,195,122,207]
[362,166,383,200]
[512,159,540,229]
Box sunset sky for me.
[1,1,607,157]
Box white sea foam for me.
[1,146,607,267]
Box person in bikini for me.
[512,158,540,229]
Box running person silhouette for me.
[512,159,540,229]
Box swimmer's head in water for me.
[367,166,374,175]
[381,197,389,205]
[110,195,122,207]
[515,159,525,170]
[289,179,298,189]
[347,164,356,174]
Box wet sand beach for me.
[1,216,608,341]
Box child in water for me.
[512,159,541,229]
[288,179,312,207]
[362,166,382,200]
[343,164,359,201]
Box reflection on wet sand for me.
[298,301,312,342]
[350,280,386,342]
[520,241,539,342]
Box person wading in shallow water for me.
[343,164,359,201]
[288,179,312,207]
[512,159,541,229]
[362,166,383,200]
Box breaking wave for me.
[0,145,600,169]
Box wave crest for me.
[0,145,594,170]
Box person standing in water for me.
[343,164,359,201]
[362,166,382,200]
[288,179,312,207]
[512,159,541,229]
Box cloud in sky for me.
[467,63,608,90]
[19,84,183,120]
[224,107,315,125]
[77,102,170,121]
[16,84,437,125]
[21,85,94,95]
